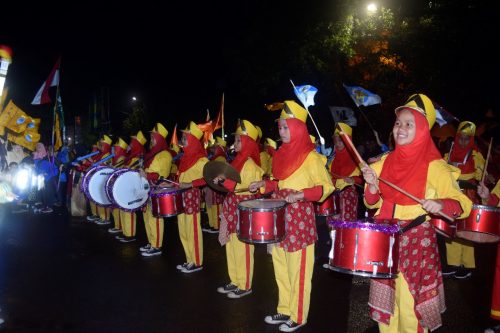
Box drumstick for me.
[160,178,180,186]
[330,173,363,188]
[481,137,493,183]
[337,125,454,222]
[234,187,250,193]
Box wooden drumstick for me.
[337,124,454,222]
[234,187,250,193]
[481,137,493,184]
[160,178,180,186]
[330,172,363,188]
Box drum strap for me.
[400,214,427,234]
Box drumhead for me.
[238,199,286,211]
[110,170,150,211]
[328,219,400,234]
[150,187,183,197]
[86,166,115,206]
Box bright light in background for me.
[132,96,137,101]
[367,3,377,14]
[14,169,30,190]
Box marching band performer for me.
[176,121,209,273]
[116,131,146,243]
[80,141,100,222]
[204,136,227,233]
[443,121,485,278]
[249,100,334,332]
[260,137,277,177]
[214,120,263,299]
[139,123,172,257]
[107,137,128,234]
[329,123,362,221]
[360,94,472,333]
[93,135,113,225]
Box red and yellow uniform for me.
[93,135,113,223]
[109,137,128,232]
[444,121,485,270]
[218,120,263,296]
[485,181,500,319]
[119,131,146,238]
[261,101,334,330]
[177,121,209,271]
[206,136,227,231]
[141,123,172,254]
[363,94,472,333]
[260,138,277,177]
[329,123,362,221]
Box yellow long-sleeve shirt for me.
[260,151,272,176]
[179,157,209,183]
[364,155,472,220]
[145,151,172,180]
[236,158,264,195]
[444,150,485,181]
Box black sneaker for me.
[454,267,472,279]
[108,227,122,234]
[141,247,162,257]
[119,236,136,243]
[207,227,219,234]
[227,288,252,299]
[176,263,189,270]
[217,283,238,294]
[181,263,203,273]
[279,319,305,332]
[139,244,152,252]
[442,265,459,277]
[264,313,291,325]
[202,225,212,233]
[115,235,126,241]
[86,215,100,222]
[485,323,500,333]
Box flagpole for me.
[289,80,324,145]
[221,92,225,139]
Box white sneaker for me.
[139,244,152,252]
[176,263,189,270]
[227,288,252,299]
[181,263,203,273]
[279,319,305,332]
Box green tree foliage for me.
[122,103,151,137]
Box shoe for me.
[442,265,459,276]
[119,236,136,243]
[264,313,291,325]
[202,226,212,233]
[115,235,126,241]
[95,219,111,225]
[176,263,189,270]
[139,244,152,252]
[485,323,500,333]
[454,267,472,279]
[141,247,162,257]
[279,319,305,332]
[108,227,122,234]
[217,283,238,294]
[40,207,53,213]
[207,227,219,234]
[181,263,203,273]
[87,215,100,222]
[227,288,252,299]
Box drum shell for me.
[456,204,500,243]
[83,166,114,207]
[237,201,286,244]
[105,169,149,212]
[151,190,184,217]
[330,224,399,278]
[430,218,456,238]
[314,192,340,217]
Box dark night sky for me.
[1,0,498,145]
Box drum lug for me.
[248,211,252,236]
[476,212,481,224]
[353,232,359,270]
[273,211,277,236]
[236,209,240,233]
[328,229,336,260]
[388,235,395,268]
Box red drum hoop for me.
[456,204,500,243]
[237,199,287,244]
[150,187,185,217]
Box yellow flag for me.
[54,112,62,151]
[0,100,29,133]
[7,130,39,151]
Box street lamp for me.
[132,96,137,101]
[367,3,377,14]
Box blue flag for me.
[293,84,318,109]
[343,84,381,107]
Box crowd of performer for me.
[3,93,499,333]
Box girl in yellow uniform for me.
[250,101,334,332]
[214,120,264,299]
[176,121,209,273]
[140,123,172,257]
[108,137,128,234]
[93,135,113,225]
[204,136,227,233]
[360,94,472,333]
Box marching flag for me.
[293,84,318,109]
[52,94,65,151]
[32,57,61,105]
[213,93,224,132]
[170,124,179,147]
[329,106,358,127]
[434,103,458,127]
[343,83,381,107]
[0,100,30,133]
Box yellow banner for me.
[0,100,30,133]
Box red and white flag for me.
[31,57,60,105]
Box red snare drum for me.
[314,192,340,217]
[326,219,400,278]
[456,204,500,243]
[430,217,456,238]
[237,199,287,244]
[150,187,185,217]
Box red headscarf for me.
[123,138,145,166]
[212,146,226,161]
[449,133,477,174]
[231,135,261,172]
[380,108,442,205]
[330,135,358,177]
[112,145,127,165]
[144,132,168,168]
[265,146,276,157]
[178,133,207,172]
[272,118,315,180]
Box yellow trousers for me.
[445,239,475,268]
[226,233,254,290]
[111,208,121,230]
[97,205,110,221]
[90,202,97,216]
[177,212,203,266]
[143,204,164,248]
[120,210,137,237]
[379,274,429,333]
[271,244,314,325]
[207,204,221,229]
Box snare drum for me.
[326,219,400,278]
[105,169,150,211]
[430,217,456,238]
[456,204,500,243]
[314,192,339,216]
[82,166,115,206]
[237,199,287,244]
[150,187,184,217]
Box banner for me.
[343,84,381,107]
[0,100,30,133]
[329,106,357,127]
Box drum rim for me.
[237,198,287,211]
[455,230,500,243]
[150,187,184,197]
[236,234,286,244]
[325,264,397,279]
[328,220,401,234]
[470,204,500,212]
[107,169,149,212]
[84,166,115,207]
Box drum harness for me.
[399,214,428,234]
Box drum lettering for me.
[367,261,384,266]
[128,198,143,205]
